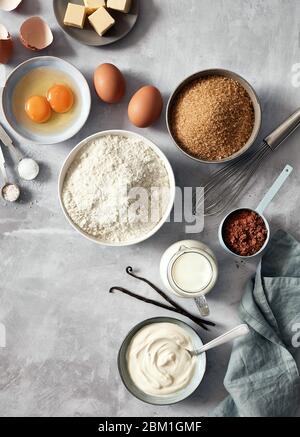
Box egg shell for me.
[94,63,126,104]
[0,0,22,11]
[0,24,13,64]
[20,16,53,51]
[128,86,163,128]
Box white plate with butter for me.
[53,0,139,46]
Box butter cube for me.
[88,7,115,36]
[64,3,87,29]
[107,0,132,13]
[84,0,106,15]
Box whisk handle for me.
[265,107,300,150]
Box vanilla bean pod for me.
[109,286,209,330]
[110,266,216,329]
[125,266,215,328]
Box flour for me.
[62,134,171,243]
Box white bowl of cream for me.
[118,317,206,405]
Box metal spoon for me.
[187,324,250,357]
[0,123,39,181]
[0,144,20,202]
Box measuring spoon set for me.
[0,123,39,202]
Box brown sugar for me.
[170,75,255,161]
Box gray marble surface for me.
[0,0,300,417]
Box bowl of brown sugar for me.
[167,69,262,163]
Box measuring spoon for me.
[218,164,293,258]
[0,123,39,181]
[0,144,20,202]
[187,324,250,357]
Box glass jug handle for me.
[194,295,210,317]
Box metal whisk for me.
[194,107,300,216]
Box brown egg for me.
[128,85,163,128]
[94,63,126,104]
[0,24,13,64]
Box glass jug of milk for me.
[160,240,218,317]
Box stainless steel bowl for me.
[118,317,206,405]
[166,68,262,164]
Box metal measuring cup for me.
[218,164,293,258]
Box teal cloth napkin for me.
[212,230,300,417]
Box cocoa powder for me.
[222,209,268,256]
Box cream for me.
[126,322,196,396]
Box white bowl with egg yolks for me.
[1,56,91,144]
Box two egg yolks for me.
[25,85,74,123]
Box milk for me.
[160,241,218,313]
[171,252,213,293]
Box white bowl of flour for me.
[58,130,175,246]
